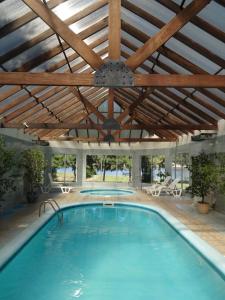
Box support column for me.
[44,148,53,186]
[76,150,86,186]
[132,153,141,188]
[164,151,173,176]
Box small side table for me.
[172,189,182,198]
[61,186,73,194]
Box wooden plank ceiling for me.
[0,0,225,143]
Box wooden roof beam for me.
[2,72,225,87]
[114,92,182,138]
[0,33,108,105]
[121,41,225,115]
[115,89,191,136]
[3,88,74,122]
[108,0,121,60]
[108,89,114,119]
[125,0,211,70]
[148,91,207,125]
[69,87,106,123]
[2,123,216,131]
[155,89,217,125]
[116,88,153,124]
[22,0,104,70]
[157,0,225,44]
[0,0,67,39]
[39,137,177,142]
[122,0,225,69]
[36,96,108,138]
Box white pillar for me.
[132,153,141,188]
[44,149,52,186]
[164,153,173,176]
[76,150,86,186]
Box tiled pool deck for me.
[1,189,225,256]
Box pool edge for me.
[79,188,135,196]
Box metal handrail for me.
[39,198,63,223]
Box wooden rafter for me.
[73,88,106,123]
[108,0,121,60]
[157,0,225,44]
[114,92,185,138]
[122,0,225,69]
[125,0,210,70]
[1,0,225,143]
[0,23,108,109]
[1,122,216,131]
[115,91,188,138]
[108,89,114,119]
[116,88,200,127]
[116,88,153,124]
[1,17,108,70]
[22,0,104,70]
[31,94,108,134]
[39,137,177,142]
[121,41,225,120]
[0,0,67,39]
[117,92,195,138]
[1,72,225,87]
[36,96,106,138]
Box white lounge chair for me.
[47,173,62,191]
[47,173,74,192]
[143,176,172,194]
[150,178,181,197]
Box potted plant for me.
[0,136,16,206]
[188,152,219,214]
[21,148,45,203]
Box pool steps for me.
[39,199,63,223]
[103,202,114,207]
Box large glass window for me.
[51,154,76,183]
[141,155,165,183]
[152,155,166,182]
[86,155,101,182]
[141,156,152,183]
[86,155,132,182]
[173,153,190,190]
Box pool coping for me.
[79,188,135,197]
[1,201,225,278]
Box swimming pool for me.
[1,204,225,300]
[80,188,134,196]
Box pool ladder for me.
[39,199,63,224]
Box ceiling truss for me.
[0,0,224,143]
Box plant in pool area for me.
[187,152,219,206]
[215,153,225,195]
[0,136,16,203]
[20,148,45,202]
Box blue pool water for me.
[1,204,225,300]
[80,189,134,196]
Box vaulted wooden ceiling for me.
[0,0,225,143]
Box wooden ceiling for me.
[0,0,225,143]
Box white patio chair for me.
[60,186,74,194]
[47,173,74,192]
[48,173,62,190]
[144,176,172,194]
[150,178,180,197]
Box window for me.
[141,156,152,183]
[141,155,165,183]
[173,153,190,190]
[86,155,132,182]
[51,154,76,183]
